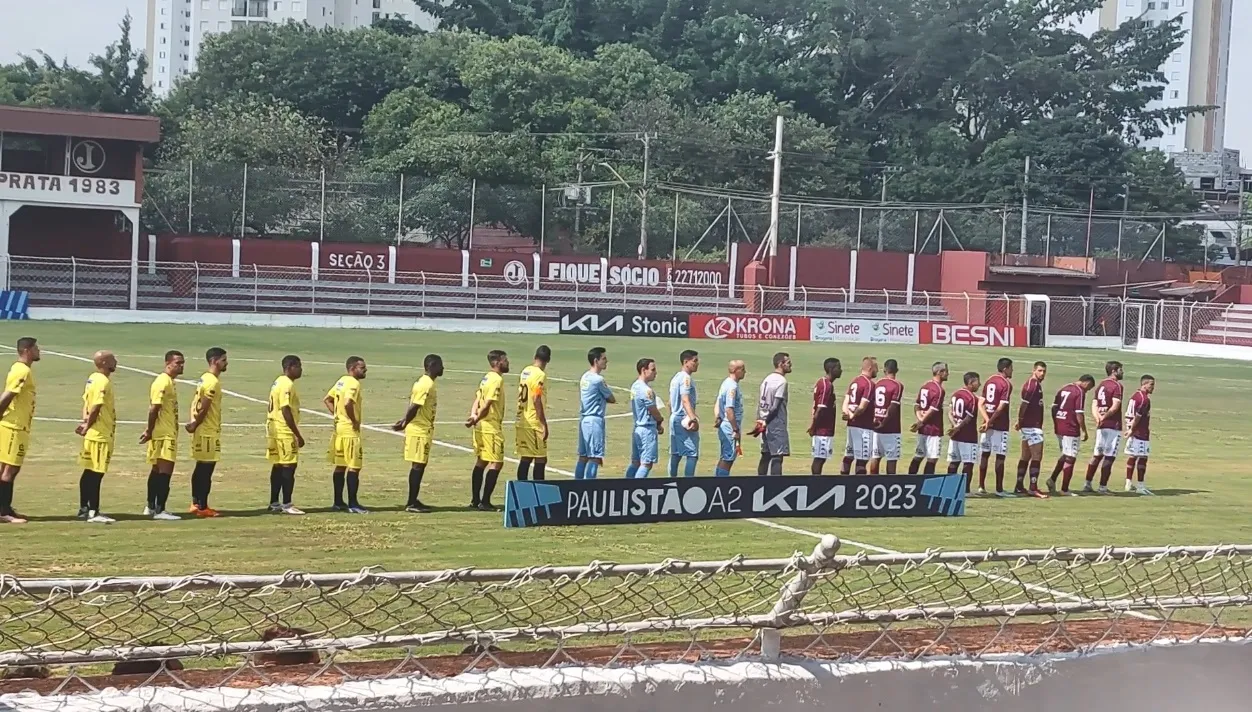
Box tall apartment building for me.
[144,0,435,95]
[1099,0,1233,153]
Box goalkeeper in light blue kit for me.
[714,360,746,477]
[575,346,614,480]
[668,350,701,477]
[627,358,665,478]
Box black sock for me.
[517,458,531,481]
[407,464,426,506]
[88,472,104,513]
[482,468,500,505]
[533,461,546,481]
[201,462,216,508]
[0,481,12,514]
[269,465,282,506]
[470,465,485,506]
[281,466,296,505]
[346,471,361,507]
[757,453,771,476]
[769,456,784,476]
[79,470,92,510]
[157,475,171,512]
[332,470,346,507]
[147,467,160,510]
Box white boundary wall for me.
[27,308,558,335]
[4,641,1249,712]
[1136,337,1252,362]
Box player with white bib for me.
[908,362,947,475]
[1085,361,1125,494]
[1122,375,1155,495]
[1046,375,1095,496]
[806,358,842,475]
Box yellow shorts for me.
[0,427,30,468]
[403,432,432,465]
[266,435,299,465]
[78,439,113,473]
[329,433,363,470]
[146,437,178,465]
[514,424,547,459]
[472,429,504,464]
[191,434,221,463]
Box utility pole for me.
[638,132,652,260]
[574,147,584,241]
[766,116,784,284]
[876,167,902,251]
[1019,156,1030,254]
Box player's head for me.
[823,357,842,380]
[206,347,228,373]
[680,349,699,373]
[932,361,949,382]
[773,352,792,374]
[1077,374,1096,391]
[997,357,1013,378]
[424,354,444,378]
[346,355,367,379]
[534,345,551,367]
[963,371,980,391]
[587,347,608,371]
[488,349,509,374]
[861,356,877,378]
[1106,360,1124,380]
[281,354,302,379]
[729,359,746,380]
[15,337,39,363]
[165,350,186,377]
[93,349,117,375]
[636,358,657,382]
[1140,374,1155,394]
[883,358,898,377]
[1032,360,1047,382]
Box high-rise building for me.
[144,0,435,96]
[1098,0,1233,153]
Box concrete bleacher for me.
[771,299,951,322]
[1194,304,1252,346]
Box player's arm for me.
[533,384,549,439]
[679,379,695,420]
[0,390,17,419]
[602,380,617,405]
[344,386,361,431]
[464,395,482,427]
[849,388,870,419]
[646,390,665,434]
[394,403,420,431]
[141,380,165,443]
[1122,398,1137,437]
[76,385,104,436]
[762,382,787,424]
[322,390,336,415]
[281,395,305,446]
[0,370,27,419]
[880,393,900,431]
[1015,386,1029,430]
[185,392,213,433]
[725,400,740,439]
[808,381,826,435]
[1077,410,1089,441]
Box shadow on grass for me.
[23,504,502,522]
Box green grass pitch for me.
[1,321,1250,579]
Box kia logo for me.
[703,316,735,339]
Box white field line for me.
[34,348,1156,621]
[32,414,633,427]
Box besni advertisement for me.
[921,323,1027,347]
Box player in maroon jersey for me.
[840,357,877,475]
[807,358,842,475]
[1085,361,1125,494]
[869,359,905,474]
[1123,375,1155,495]
[909,362,948,475]
[1014,361,1048,498]
[946,372,981,492]
[977,358,1014,497]
[1046,375,1096,496]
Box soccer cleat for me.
[1136,485,1154,496]
[87,513,115,524]
[1029,489,1049,500]
[1045,479,1057,494]
[143,506,154,516]
[1097,486,1111,495]
[1124,480,1135,492]
[1014,487,1030,495]
[281,505,306,515]
[975,487,987,496]
[189,504,200,513]
[268,503,282,513]
[1081,483,1095,493]
[476,502,499,512]
[194,507,220,518]
[153,511,181,521]
[347,505,369,514]
[406,501,432,513]
[77,507,89,520]
[332,503,350,513]
[1064,491,1079,497]
[995,490,1016,498]
[0,513,28,524]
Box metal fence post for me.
[240,163,248,238]
[319,165,327,243]
[253,265,259,313]
[193,262,200,312]
[70,257,77,307]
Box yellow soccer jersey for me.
[475,371,504,434]
[405,375,437,437]
[149,373,179,440]
[268,375,301,437]
[327,375,363,435]
[191,372,223,437]
[0,362,35,432]
[516,366,546,429]
[82,372,115,443]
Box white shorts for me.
[980,429,1009,456]
[845,427,874,461]
[811,435,835,460]
[1020,428,1045,447]
[1094,429,1121,458]
[914,435,941,460]
[1057,435,1081,459]
[947,440,978,464]
[872,433,902,460]
[1125,437,1150,458]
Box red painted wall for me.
[856,251,911,292]
[914,254,942,293]
[793,247,851,293]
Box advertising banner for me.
[504,474,966,528]
[921,323,1028,347]
[558,311,691,338]
[811,318,921,344]
[689,314,812,341]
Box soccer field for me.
[2,321,1250,579]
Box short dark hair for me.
[883,358,898,375]
[636,358,655,374]
[165,350,184,362]
[281,355,301,370]
[823,357,841,374]
[680,349,699,364]
[15,337,36,353]
[424,354,442,371]
[487,350,507,366]
[1033,360,1047,369]
[964,371,980,386]
[997,357,1013,373]
[773,352,790,368]
[206,347,227,362]
[1079,374,1097,386]
[1106,360,1123,375]
[534,345,551,363]
[346,355,364,369]
[1141,374,1155,384]
[587,347,607,365]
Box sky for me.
[1,0,1249,164]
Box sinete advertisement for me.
[811,318,921,344]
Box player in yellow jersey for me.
[465,350,509,511]
[324,356,368,513]
[0,337,40,524]
[139,350,185,521]
[267,355,306,515]
[186,347,227,518]
[392,354,443,513]
[515,345,551,482]
[75,350,118,524]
